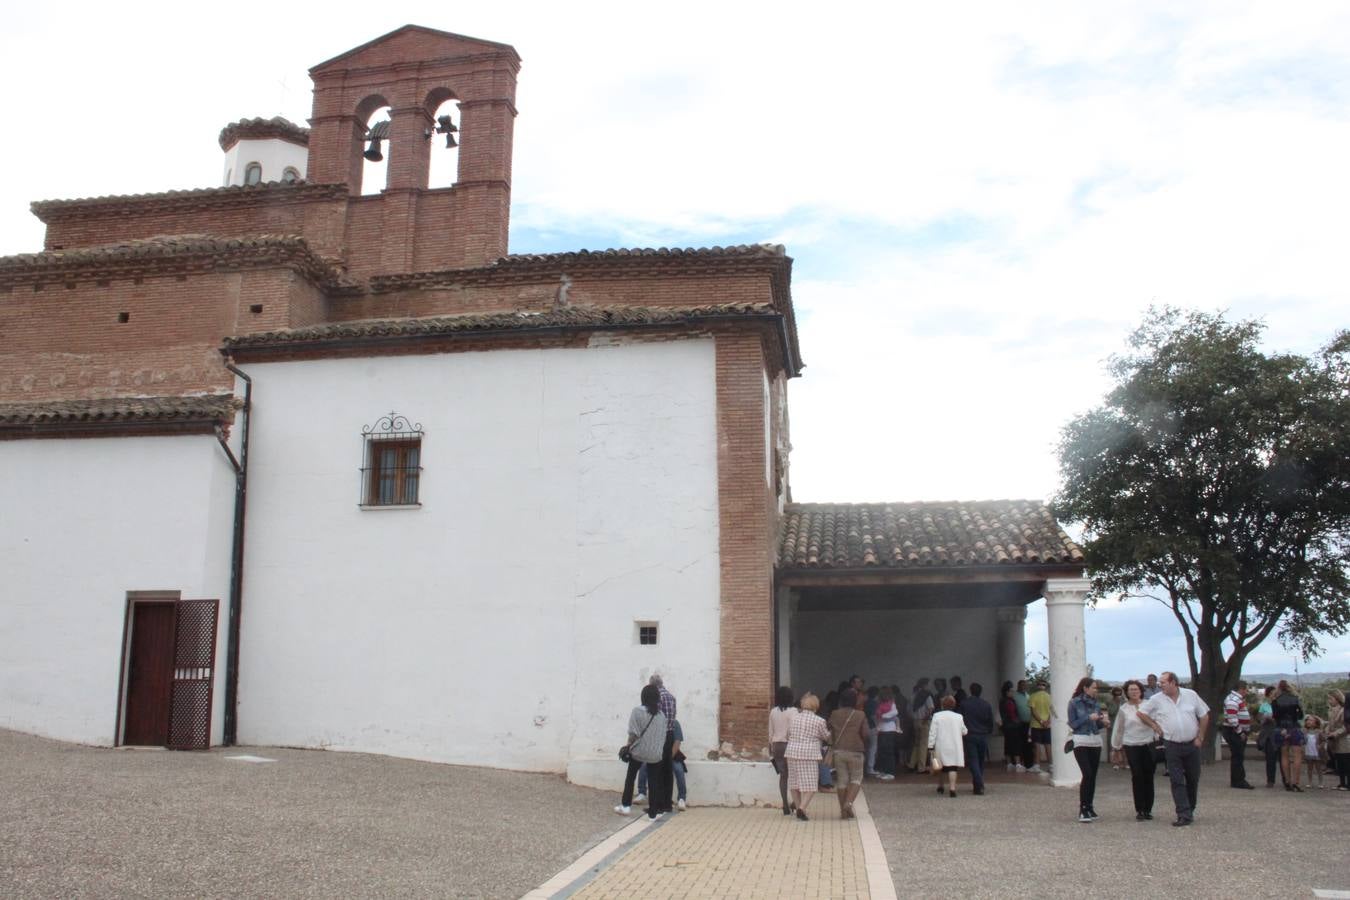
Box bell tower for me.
[305,26,520,273]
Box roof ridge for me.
[31,181,345,216]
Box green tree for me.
[1053,308,1350,745]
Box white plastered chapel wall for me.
[0,434,234,745]
[235,337,721,773]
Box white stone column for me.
[995,606,1027,761]
[1044,577,1092,787]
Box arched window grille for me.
[244,163,263,186]
[282,167,301,184]
[360,412,423,506]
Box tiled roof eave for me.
[0,417,226,440]
[777,500,1087,573]
[367,245,793,292]
[218,116,310,151]
[222,303,786,357]
[0,236,349,290]
[30,182,348,221]
[0,394,240,440]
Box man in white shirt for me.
[1138,671,1210,827]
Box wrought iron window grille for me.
[360,412,424,507]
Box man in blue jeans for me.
[959,682,994,795]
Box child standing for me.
[1303,716,1324,789]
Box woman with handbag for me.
[785,692,830,820]
[927,695,968,797]
[828,688,870,819]
[1067,677,1110,823]
[1110,679,1157,820]
[615,684,668,817]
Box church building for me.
[0,26,1091,799]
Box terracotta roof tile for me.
[778,501,1084,570]
[0,234,351,289]
[499,243,787,266]
[0,394,240,429]
[30,182,346,219]
[218,116,310,151]
[223,302,780,351]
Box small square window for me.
[637,623,659,646]
[360,412,424,508]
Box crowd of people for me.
[613,672,1348,824]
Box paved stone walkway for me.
[531,793,893,900]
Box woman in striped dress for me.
[785,692,830,820]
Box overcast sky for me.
[2,1,1346,680]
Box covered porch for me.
[775,500,1091,785]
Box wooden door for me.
[123,602,176,745]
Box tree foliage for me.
[1053,308,1350,723]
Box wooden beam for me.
[776,565,1085,589]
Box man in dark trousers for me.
[1138,671,1211,827]
[650,673,678,815]
[1222,681,1255,789]
[959,682,995,795]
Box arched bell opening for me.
[354,95,391,196]
[425,88,460,190]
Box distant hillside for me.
[1240,672,1348,687]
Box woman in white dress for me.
[928,695,968,797]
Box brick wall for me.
[0,269,302,401]
[330,271,774,322]
[715,332,777,754]
[42,195,313,252]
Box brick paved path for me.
[533,788,900,900]
[569,807,869,899]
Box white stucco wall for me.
[235,338,721,773]
[0,434,234,745]
[222,139,308,186]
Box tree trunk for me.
[1193,650,1231,760]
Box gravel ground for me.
[866,763,1347,900]
[0,728,628,899]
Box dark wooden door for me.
[124,602,176,745]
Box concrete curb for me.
[853,790,897,900]
[520,812,664,899]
